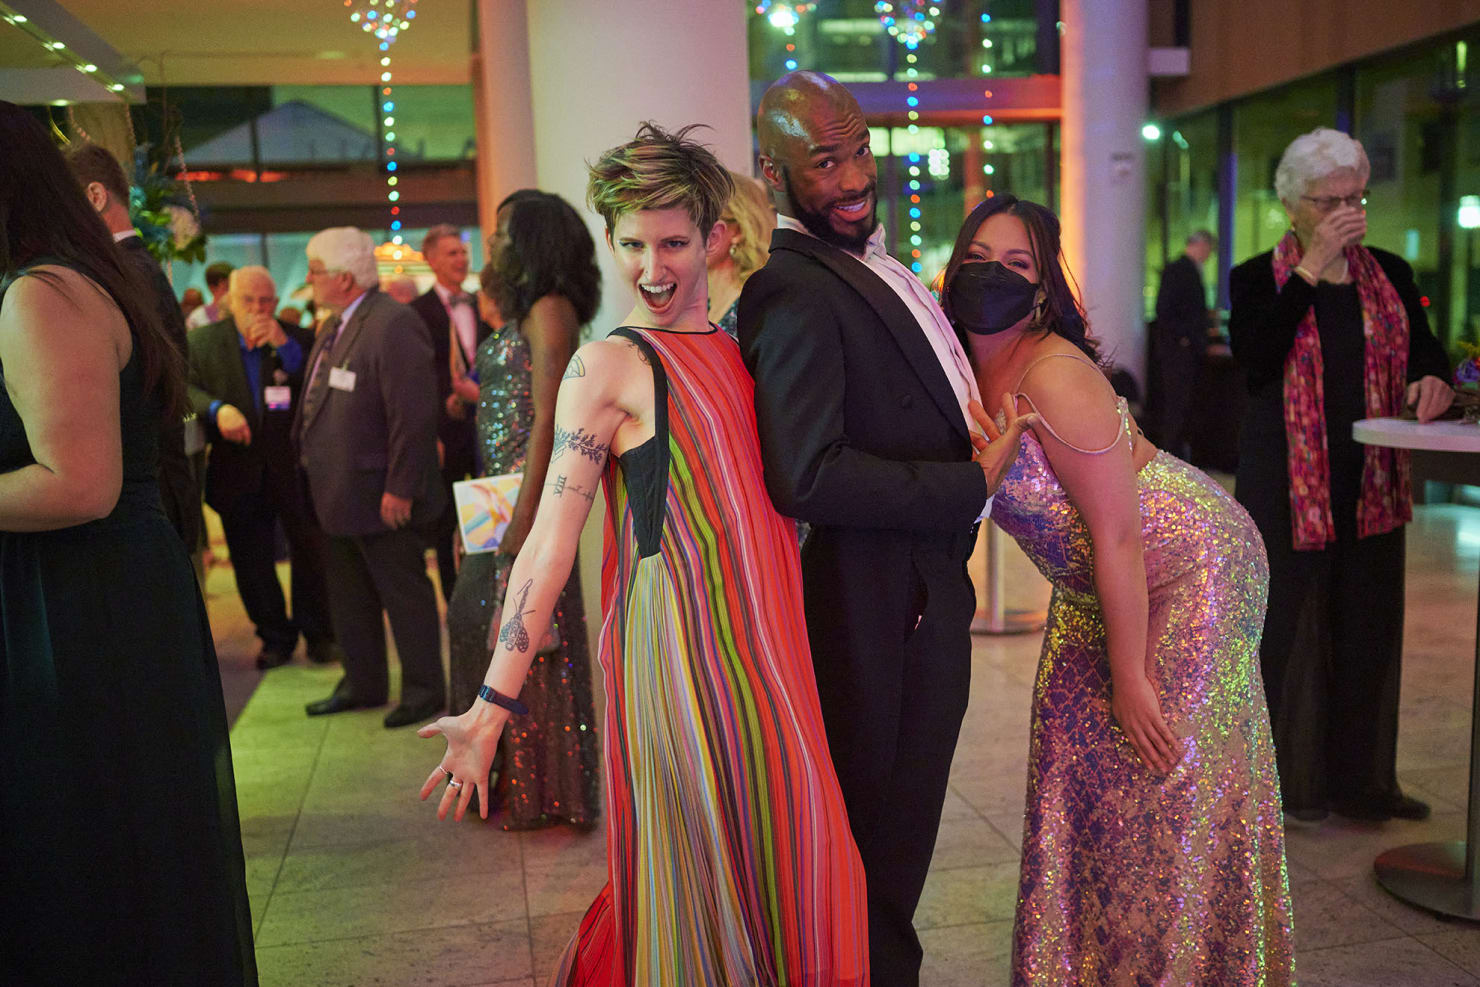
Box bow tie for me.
[448,292,473,307]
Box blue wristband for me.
[477,684,528,716]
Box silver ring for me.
[447,779,463,790]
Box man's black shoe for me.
[255,647,294,671]
[305,692,380,716]
[384,698,443,729]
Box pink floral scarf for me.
[1271,231,1411,551]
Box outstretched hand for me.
[968,394,1038,495]
[417,707,507,822]
[1110,673,1181,774]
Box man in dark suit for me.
[740,72,1026,986]
[295,227,446,729]
[65,142,202,556]
[187,266,337,670]
[409,225,491,603]
[1151,230,1215,458]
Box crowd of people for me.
[0,62,1459,985]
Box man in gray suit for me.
[294,227,447,728]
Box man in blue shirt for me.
[188,266,338,669]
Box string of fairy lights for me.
[342,0,418,245]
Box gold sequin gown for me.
[445,320,600,830]
[991,356,1295,985]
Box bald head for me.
[756,71,878,253]
[756,71,861,161]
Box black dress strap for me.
[610,327,669,558]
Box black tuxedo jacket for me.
[409,287,493,468]
[740,228,987,537]
[186,317,315,516]
[117,234,201,549]
[293,289,444,537]
[1154,254,1209,348]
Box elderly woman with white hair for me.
[1230,127,1452,824]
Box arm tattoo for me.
[551,424,609,464]
[498,579,535,652]
[546,473,597,504]
[563,354,586,380]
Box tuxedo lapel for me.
[771,229,968,440]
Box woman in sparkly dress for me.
[443,190,602,830]
[941,195,1295,984]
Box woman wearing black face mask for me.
[941,195,1295,984]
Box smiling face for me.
[608,207,717,330]
[426,233,470,289]
[760,88,877,252]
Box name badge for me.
[264,385,292,411]
[328,366,357,392]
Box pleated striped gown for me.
[551,326,869,986]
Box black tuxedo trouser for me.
[324,527,445,709]
[804,533,975,987]
[218,481,333,653]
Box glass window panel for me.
[384,85,477,163]
[1145,111,1220,318]
[1356,29,1480,352]
[1231,74,1339,265]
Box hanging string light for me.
[343,0,418,242]
[979,6,997,200]
[753,1,815,37]
[875,1,939,49]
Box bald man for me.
[188,267,337,669]
[739,71,1000,985]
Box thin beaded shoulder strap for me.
[1011,352,1132,456]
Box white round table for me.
[1355,416,1480,920]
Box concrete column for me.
[525,0,753,332]
[1060,0,1149,384]
[472,0,538,237]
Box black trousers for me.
[1258,519,1406,811]
[218,482,332,654]
[324,527,445,709]
[434,438,477,602]
[803,531,975,987]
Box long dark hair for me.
[941,193,1099,362]
[482,189,600,326]
[0,102,184,415]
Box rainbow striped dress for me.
[551,327,869,986]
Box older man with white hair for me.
[1230,127,1452,823]
[294,227,447,728]
[188,266,336,670]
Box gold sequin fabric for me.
[992,433,1296,985]
[445,321,600,831]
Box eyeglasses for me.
[1300,190,1368,212]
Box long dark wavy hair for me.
[941,193,1099,362]
[481,189,601,327]
[0,102,184,415]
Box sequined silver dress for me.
[445,320,600,830]
[991,354,1295,985]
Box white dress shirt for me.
[775,215,990,517]
[433,281,477,368]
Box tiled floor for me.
[214,504,1480,985]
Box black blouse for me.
[1228,246,1450,532]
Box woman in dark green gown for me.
[0,102,256,984]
